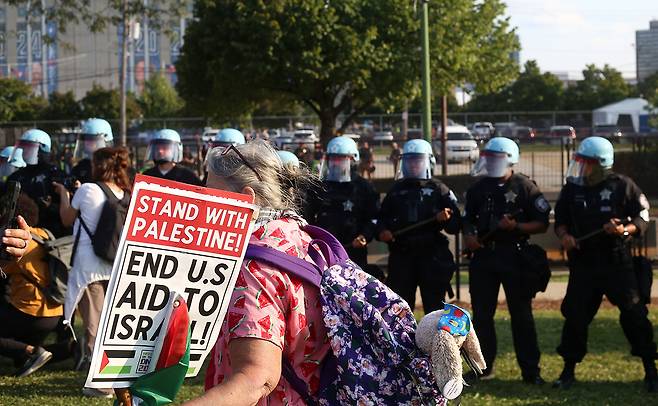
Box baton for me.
[392,216,438,237]
[575,228,606,243]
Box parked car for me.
[472,122,495,142]
[292,128,319,143]
[512,126,536,141]
[432,125,480,163]
[201,127,220,143]
[406,128,423,140]
[373,128,394,142]
[592,124,623,139]
[342,133,362,140]
[549,125,577,139]
[493,122,516,137]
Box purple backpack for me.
[245,225,445,406]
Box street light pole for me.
[420,0,432,144]
[120,0,128,146]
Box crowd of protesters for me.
[0,118,657,405]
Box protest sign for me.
[85,175,256,388]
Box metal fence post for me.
[455,233,461,301]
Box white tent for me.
[592,98,656,133]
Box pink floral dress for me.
[205,217,330,405]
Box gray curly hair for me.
[207,140,311,211]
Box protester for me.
[553,137,658,392]
[7,129,69,237]
[184,140,330,405]
[377,139,460,312]
[143,129,203,186]
[0,194,63,377]
[54,146,132,398]
[358,141,375,180]
[462,137,550,384]
[388,142,402,175]
[71,118,114,184]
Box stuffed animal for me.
[416,303,487,400]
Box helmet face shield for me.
[566,154,606,186]
[146,139,181,163]
[74,133,108,161]
[14,140,40,165]
[399,153,432,180]
[320,155,352,182]
[470,150,511,178]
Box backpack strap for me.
[95,181,119,203]
[301,225,349,265]
[244,245,323,288]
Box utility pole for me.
[120,0,128,146]
[420,0,432,144]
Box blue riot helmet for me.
[211,128,245,149]
[15,129,51,165]
[566,136,614,186]
[398,139,435,180]
[277,150,300,169]
[146,129,183,164]
[320,136,360,182]
[75,118,114,161]
[470,137,519,178]
[0,147,26,178]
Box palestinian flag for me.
[124,294,191,406]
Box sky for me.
[504,0,658,79]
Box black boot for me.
[552,360,576,390]
[643,358,658,393]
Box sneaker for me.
[14,347,53,377]
[82,387,114,398]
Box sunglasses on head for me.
[219,144,263,182]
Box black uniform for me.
[142,165,203,186]
[554,173,656,363]
[378,178,460,313]
[71,159,93,184]
[6,162,68,237]
[305,175,380,269]
[462,173,550,379]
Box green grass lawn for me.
[1,307,657,405]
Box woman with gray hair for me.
[185,141,329,406]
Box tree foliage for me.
[41,91,83,121]
[177,0,518,143]
[139,73,184,118]
[0,78,47,122]
[80,84,141,121]
[562,64,633,110]
[466,60,563,111]
[428,0,520,96]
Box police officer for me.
[377,139,460,313]
[202,128,246,183]
[0,146,26,186]
[71,118,114,184]
[462,137,549,384]
[7,129,68,236]
[143,129,203,186]
[305,136,380,270]
[553,137,657,392]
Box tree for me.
[140,73,184,118]
[80,84,141,121]
[40,91,83,120]
[428,0,520,97]
[0,78,47,122]
[466,60,563,111]
[563,64,632,110]
[177,0,419,144]
[638,70,658,101]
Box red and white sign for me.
[86,175,256,388]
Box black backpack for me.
[76,182,130,263]
[25,229,74,305]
